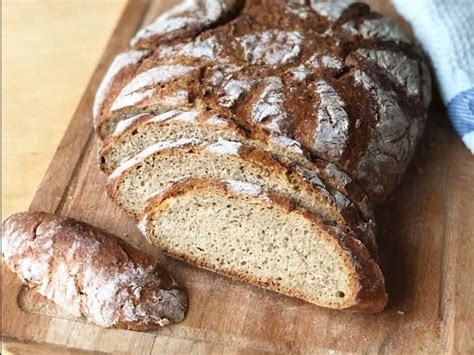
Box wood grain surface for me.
[2,1,473,354]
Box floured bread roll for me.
[2,212,187,330]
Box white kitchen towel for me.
[391,0,474,153]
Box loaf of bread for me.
[2,212,187,330]
[140,178,387,312]
[92,0,433,312]
[106,138,378,255]
[94,0,431,202]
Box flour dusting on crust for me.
[137,214,148,237]
[206,139,241,155]
[172,110,201,122]
[111,65,198,111]
[288,65,312,81]
[355,49,421,97]
[149,110,182,123]
[286,0,312,20]
[269,135,304,155]
[353,70,412,194]
[94,50,148,118]
[205,114,229,126]
[110,138,201,180]
[310,0,356,21]
[113,113,150,136]
[207,64,241,86]
[158,90,190,107]
[307,54,346,73]
[314,80,349,159]
[218,79,255,107]
[294,164,326,188]
[239,30,303,65]
[111,89,156,112]
[226,180,262,196]
[150,110,200,123]
[342,18,409,42]
[321,55,346,72]
[294,164,334,202]
[252,77,288,133]
[131,0,200,46]
[160,36,222,60]
[332,190,351,210]
[130,0,234,47]
[323,162,352,186]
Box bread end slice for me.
[142,178,387,313]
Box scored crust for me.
[89,0,433,313]
[94,0,431,202]
[141,178,388,312]
[130,0,245,49]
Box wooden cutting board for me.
[2,0,473,353]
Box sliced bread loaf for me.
[94,0,431,202]
[98,109,375,232]
[106,139,377,255]
[140,178,387,312]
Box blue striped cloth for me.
[391,0,474,153]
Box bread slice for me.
[140,178,387,312]
[98,109,247,174]
[98,109,375,233]
[106,139,377,256]
[92,49,150,122]
[94,62,201,139]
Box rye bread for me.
[98,109,375,229]
[140,178,387,312]
[94,0,431,202]
[106,139,377,256]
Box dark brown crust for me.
[94,58,201,139]
[106,140,378,257]
[130,0,246,50]
[2,212,187,330]
[142,178,387,313]
[94,0,431,203]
